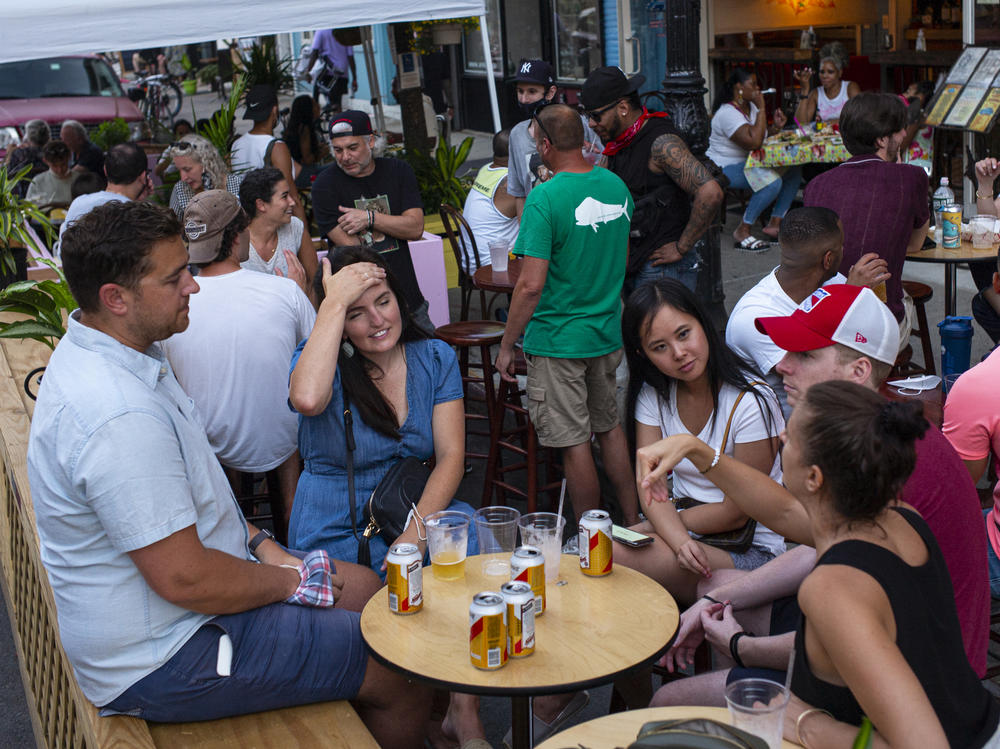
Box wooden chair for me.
[439,203,489,321]
[902,280,936,376]
[225,467,288,546]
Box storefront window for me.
[553,0,602,82]
[464,0,503,75]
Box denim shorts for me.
[984,509,1000,598]
[100,601,369,722]
[729,544,777,571]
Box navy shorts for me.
[101,601,369,722]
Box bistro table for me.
[360,552,678,749]
[906,233,998,317]
[537,705,797,749]
[473,256,522,294]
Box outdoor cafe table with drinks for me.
[745,127,851,170]
[906,226,999,317]
[536,706,797,749]
[360,552,678,749]
[473,255,522,295]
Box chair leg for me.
[482,379,509,508]
[914,302,935,376]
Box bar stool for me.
[225,467,287,545]
[482,354,563,512]
[902,280,935,376]
[435,321,505,461]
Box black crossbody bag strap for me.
[343,394,359,541]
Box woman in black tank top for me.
[636,380,999,748]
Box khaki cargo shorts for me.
[524,349,623,448]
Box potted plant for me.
[239,38,293,92]
[408,18,480,54]
[393,136,474,216]
[91,117,131,151]
[180,53,198,96]
[0,165,55,289]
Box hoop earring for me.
[341,341,355,358]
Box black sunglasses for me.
[532,113,556,145]
[586,99,621,122]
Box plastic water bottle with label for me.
[932,177,955,246]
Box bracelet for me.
[796,708,833,748]
[700,447,721,474]
[367,209,375,229]
[728,630,752,668]
[702,594,723,605]
[976,190,994,200]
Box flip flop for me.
[501,690,590,749]
[734,235,771,253]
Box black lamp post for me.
[659,0,727,329]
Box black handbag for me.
[628,718,768,748]
[672,385,763,555]
[343,397,430,568]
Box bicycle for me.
[132,73,183,125]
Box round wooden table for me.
[536,705,797,749]
[360,553,678,749]
[472,256,522,293]
[906,236,998,317]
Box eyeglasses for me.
[585,100,621,122]
[532,113,556,145]
[170,141,195,153]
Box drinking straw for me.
[793,116,806,135]
[556,478,566,527]
[784,647,795,695]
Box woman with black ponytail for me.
[638,381,1000,748]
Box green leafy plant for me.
[199,74,249,165]
[197,62,219,86]
[0,165,55,279]
[91,117,131,151]
[398,136,474,214]
[240,38,293,92]
[0,260,75,348]
[408,17,480,55]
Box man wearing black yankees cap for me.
[310,110,432,333]
[581,66,724,295]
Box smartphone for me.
[612,524,654,548]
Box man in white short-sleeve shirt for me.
[726,206,886,418]
[161,190,316,531]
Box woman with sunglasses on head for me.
[614,278,785,607]
[165,134,243,219]
[707,68,802,249]
[794,42,860,126]
[637,381,1000,748]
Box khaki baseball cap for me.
[182,190,242,264]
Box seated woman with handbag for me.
[613,278,786,607]
[287,245,478,575]
[637,382,1000,748]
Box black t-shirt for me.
[73,141,105,178]
[312,158,426,311]
[606,117,691,275]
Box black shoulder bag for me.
[343,394,431,568]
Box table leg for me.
[510,695,533,749]
[945,265,957,318]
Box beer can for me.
[386,543,423,614]
[510,545,546,615]
[469,592,507,670]
[500,581,536,657]
[578,509,613,576]
[943,204,962,249]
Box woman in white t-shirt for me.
[706,68,803,251]
[616,278,786,606]
[239,167,319,305]
[793,42,859,125]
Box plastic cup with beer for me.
[473,506,521,577]
[517,512,565,582]
[970,215,995,249]
[488,240,509,272]
[425,510,470,581]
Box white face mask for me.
[887,374,941,394]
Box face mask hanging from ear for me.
[519,96,550,118]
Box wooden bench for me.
[0,333,377,748]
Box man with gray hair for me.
[5,119,50,196]
[59,143,150,243]
[60,119,105,178]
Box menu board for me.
[926,83,963,126]
[947,47,988,84]
[944,87,988,127]
[928,48,1000,131]
[969,88,1000,132]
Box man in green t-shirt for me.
[496,104,639,526]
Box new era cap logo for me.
[184,220,207,240]
[330,120,353,135]
[855,333,868,344]
[799,288,830,314]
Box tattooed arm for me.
[648,134,724,264]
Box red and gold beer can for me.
[469,592,507,670]
[500,581,535,657]
[510,545,546,615]
[386,543,423,614]
[578,510,613,576]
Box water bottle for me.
[932,177,955,243]
[938,316,974,392]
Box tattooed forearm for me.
[677,181,723,254]
[650,134,714,194]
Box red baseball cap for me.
[754,284,899,365]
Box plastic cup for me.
[724,678,790,749]
[517,512,565,582]
[489,240,509,272]
[971,215,995,249]
[425,511,470,581]
[473,506,521,576]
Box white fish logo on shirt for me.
[574,197,630,232]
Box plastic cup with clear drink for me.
[724,678,790,749]
[488,240,509,272]
[425,511,470,581]
[970,215,995,249]
[517,512,565,582]
[473,506,521,576]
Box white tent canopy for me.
[1,0,501,130]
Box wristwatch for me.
[248,528,275,556]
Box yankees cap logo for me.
[520,61,532,74]
[184,219,207,239]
